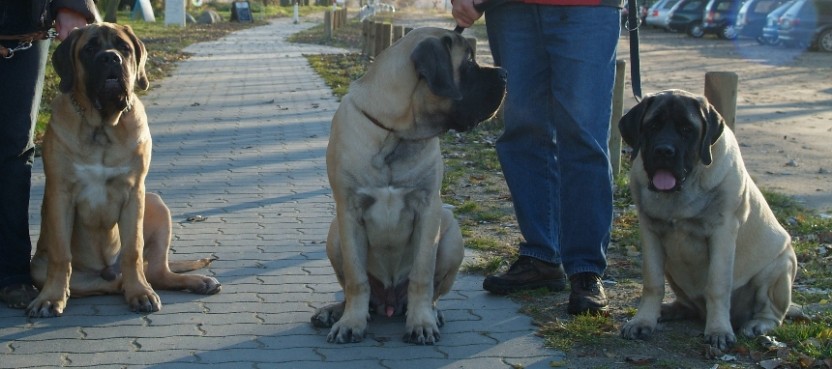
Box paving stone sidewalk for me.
[0,17,563,368]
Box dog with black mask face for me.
[618,90,796,351]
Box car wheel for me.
[818,29,832,52]
[688,23,705,38]
[720,25,738,40]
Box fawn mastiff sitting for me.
[618,90,796,350]
[27,23,220,318]
[311,27,506,344]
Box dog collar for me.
[360,109,394,133]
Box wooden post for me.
[610,59,626,177]
[375,22,392,56]
[362,20,370,56]
[340,8,347,27]
[392,25,405,43]
[324,11,332,40]
[704,71,738,131]
[368,21,377,57]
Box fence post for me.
[610,59,626,177]
[368,21,377,57]
[392,25,405,43]
[704,72,738,131]
[324,11,332,40]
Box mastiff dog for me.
[27,23,221,318]
[618,89,797,350]
[311,27,506,344]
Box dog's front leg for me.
[703,226,739,350]
[327,210,371,343]
[28,191,75,318]
[621,221,665,340]
[119,186,160,313]
[404,209,442,345]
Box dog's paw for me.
[126,288,161,313]
[192,276,221,295]
[435,308,445,328]
[26,297,66,318]
[740,319,778,337]
[620,319,656,341]
[326,317,367,343]
[704,329,736,351]
[311,302,346,328]
[404,311,441,345]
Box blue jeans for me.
[0,39,49,289]
[485,4,619,276]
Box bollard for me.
[610,59,626,177]
[393,25,405,43]
[362,20,370,56]
[704,72,738,131]
[324,11,332,40]
[368,21,377,57]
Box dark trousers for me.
[0,39,49,288]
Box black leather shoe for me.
[483,256,567,295]
[567,272,609,315]
[0,284,39,309]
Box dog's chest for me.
[73,163,134,213]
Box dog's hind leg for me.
[738,251,796,337]
[142,193,221,295]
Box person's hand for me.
[452,0,485,29]
[55,9,89,41]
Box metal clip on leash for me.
[454,0,511,34]
[1,29,56,59]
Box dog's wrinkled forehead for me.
[643,93,706,127]
[77,25,132,54]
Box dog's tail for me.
[169,256,218,273]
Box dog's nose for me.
[653,144,675,158]
[96,51,123,66]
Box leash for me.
[626,0,643,101]
[454,0,511,34]
[0,30,54,59]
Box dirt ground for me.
[617,28,832,214]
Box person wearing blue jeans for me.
[453,0,620,315]
[0,0,99,309]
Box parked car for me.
[702,0,744,38]
[667,0,709,37]
[646,0,683,29]
[759,0,797,43]
[777,0,832,51]
[736,0,791,40]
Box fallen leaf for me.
[759,358,783,369]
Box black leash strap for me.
[627,0,643,101]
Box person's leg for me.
[482,3,568,295]
[487,3,561,265]
[0,39,49,308]
[540,5,619,278]
[538,5,620,314]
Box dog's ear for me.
[410,36,462,100]
[52,28,81,93]
[698,98,726,166]
[618,95,654,161]
[121,24,149,91]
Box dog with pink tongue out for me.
[618,90,796,351]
